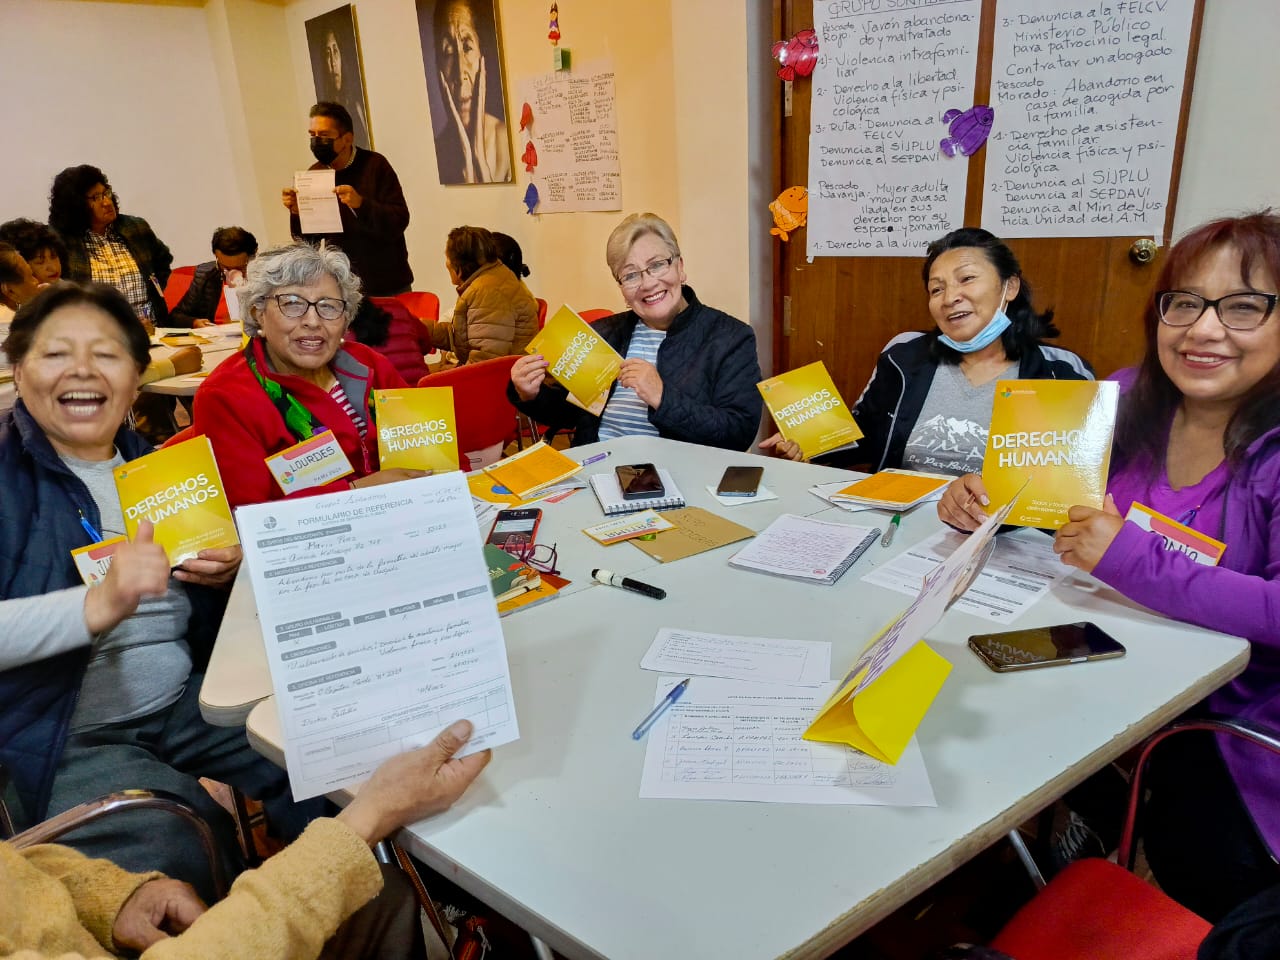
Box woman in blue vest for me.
[0,282,311,900]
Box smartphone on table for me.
[968,622,1126,672]
[716,465,764,498]
[616,463,665,500]
[487,508,542,553]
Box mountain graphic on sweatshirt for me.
[911,414,988,458]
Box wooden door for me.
[773,0,1205,402]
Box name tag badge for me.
[70,536,128,586]
[1126,502,1226,567]
[265,430,354,495]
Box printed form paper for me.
[862,527,1068,624]
[639,677,935,806]
[294,169,343,234]
[640,628,830,685]
[237,473,519,801]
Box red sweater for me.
[192,338,406,508]
[346,297,435,384]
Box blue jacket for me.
[0,403,220,825]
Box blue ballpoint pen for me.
[78,512,103,542]
[632,678,690,740]
[579,451,611,467]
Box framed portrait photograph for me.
[305,4,373,150]
[416,0,514,185]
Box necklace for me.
[336,146,358,171]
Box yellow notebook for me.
[831,469,953,511]
[482,441,582,499]
[526,305,623,415]
[982,380,1119,529]
[758,361,863,459]
[373,387,460,473]
[113,434,240,566]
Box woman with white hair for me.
[509,212,763,450]
[192,243,420,509]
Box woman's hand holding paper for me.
[1053,495,1124,573]
[936,473,991,532]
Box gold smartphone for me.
[968,622,1126,673]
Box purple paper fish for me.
[523,183,540,214]
[940,105,994,158]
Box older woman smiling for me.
[0,282,306,900]
[191,243,420,508]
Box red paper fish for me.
[771,29,818,82]
[520,102,534,132]
[522,141,538,173]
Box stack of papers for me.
[483,442,582,499]
[829,469,953,511]
[728,514,880,585]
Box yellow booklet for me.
[758,361,863,459]
[482,441,581,499]
[831,469,952,511]
[373,387,460,473]
[982,380,1119,528]
[114,434,240,566]
[526,305,622,415]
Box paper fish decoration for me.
[548,2,560,44]
[769,186,808,242]
[522,141,538,173]
[523,183,540,215]
[940,105,994,158]
[771,29,818,82]
[520,102,534,131]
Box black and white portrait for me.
[305,5,372,149]
[415,0,513,185]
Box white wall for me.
[1172,0,1280,239]
[1,0,245,267]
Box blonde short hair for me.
[605,213,681,280]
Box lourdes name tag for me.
[70,536,128,586]
[265,430,355,495]
[1125,502,1226,567]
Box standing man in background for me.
[282,102,413,296]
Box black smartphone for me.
[487,508,542,552]
[616,463,665,500]
[968,622,1126,673]
[717,465,764,498]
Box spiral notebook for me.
[588,469,686,515]
[728,514,881,585]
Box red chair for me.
[163,265,197,311]
[394,291,440,323]
[162,426,198,448]
[417,355,521,469]
[989,717,1280,960]
[535,298,548,329]
[579,308,613,324]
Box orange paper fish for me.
[520,102,534,132]
[769,186,808,242]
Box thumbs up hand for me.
[83,520,172,634]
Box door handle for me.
[1129,238,1158,265]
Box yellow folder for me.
[527,305,623,415]
[373,387,460,473]
[113,434,240,566]
[758,361,863,459]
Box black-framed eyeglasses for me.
[617,257,677,290]
[270,293,347,322]
[1156,290,1278,331]
[511,542,559,575]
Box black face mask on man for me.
[310,136,339,165]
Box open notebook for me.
[729,514,880,585]
[589,468,686,515]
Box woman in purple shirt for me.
[941,211,1280,920]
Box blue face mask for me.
[937,284,1011,353]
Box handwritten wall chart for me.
[806,0,982,258]
[518,63,621,214]
[982,0,1194,238]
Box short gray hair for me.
[605,213,681,280]
[240,242,363,335]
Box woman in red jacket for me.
[192,243,421,508]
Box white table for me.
[141,327,241,397]
[213,436,1249,959]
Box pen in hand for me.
[881,512,901,548]
[632,678,690,740]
